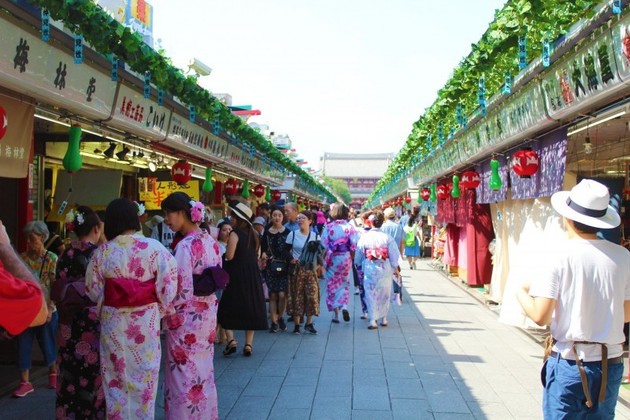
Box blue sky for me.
[152,0,506,171]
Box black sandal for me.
[243,344,253,357]
[223,339,237,356]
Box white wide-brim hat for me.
[550,179,620,229]
[228,200,253,223]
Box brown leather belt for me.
[549,351,623,365]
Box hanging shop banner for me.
[166,113,229,161]
[0,96,34,178]
[110,83,170,141]
[226,145,242,167]
[541,27,622,120]
[139,180,199,210]
[0,15,116,121]
[611,12,630,83]
[510,128,567,200]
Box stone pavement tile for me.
[284,367,321,386]
[391,398,433,419]
[215,368,255,387]
[353,353,384,369]
[352,384,390,411]
[467,401,515,419]
[500,392,543,418]
[217,384,243,413]
[432,413,475,420]
[316,377,353,397]
[451,377,503,403]
[242,376,284,397]
[384,361,420,379]
[413,355,450,371]
[255,359,291,377]
[353,367,386,384]
[224,395,274,420]
[386,377,426,400]
[351,409,392,419]
[268,407,311,420]
[274,385,317,409]
[382,347,412,363]
[483,373,529,396]
[321,359,353,374]
[311,396,351,419]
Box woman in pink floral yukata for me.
[161,192,222,420]
[86,198,178,420]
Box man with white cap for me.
[517,179,630,418]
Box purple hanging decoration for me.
[74,34,83,64]
[111,55,118,81]
[41,9,50,42]
[143,72,151,98]
[518,34,527,70]
[613,0,622,14]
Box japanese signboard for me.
[111,84,170,141]
[166,114,228,162]
[0,96,33,178]
[0,15,116,121]
[139,179,199,210]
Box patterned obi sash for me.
[328,238,352,254]
[104,277,157,308]
[366,248,388,261]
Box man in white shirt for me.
[517,179,630,418]
[149,216,175,250]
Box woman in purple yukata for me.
[354,211,401,329]
[321,203,358,323]
[161,192,222,420]
[86,198,178,420]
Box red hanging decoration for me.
[271,190,282,202]
[224,178,239,196]
[404,195,411,204]
[420,188,431,201]
[253,184,266,198]
[437,184,449,200]
[171,160,192,185]
[297,197,304,205]
[512,148,539,178]
[460,170,481,189]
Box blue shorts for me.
[542,353,623,419]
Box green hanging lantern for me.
[202,168,213,193]
[451,175,461,198]
[62,125,83,172]
[429,183,437,202]
[265,186,272,202]
[489,158,502,191]
[241,179,250,199]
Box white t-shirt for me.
[150,222,175,249]
[286,230,319,260]
[529,238,630,361]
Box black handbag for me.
[266,235,288,274]
[192,265,230,296]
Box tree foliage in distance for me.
[323,177,352,204]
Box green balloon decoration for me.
[202,168,213,193]
[489,158,502,191]
[430,183,437,202]
[451,175,460,198]
[265,186,272,202]
[63,125,83,172]
[241,179,250,199]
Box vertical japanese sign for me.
[0,95,34,178]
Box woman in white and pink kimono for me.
[354,211,401,329]
[86,198,178,420]
[161,192,222,420]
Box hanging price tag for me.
[518,35,527,70]
[41,9,50,42]
[74,35,83,64]
[503,73,512,94]
[542,38,551,67]
[144,72,151,99]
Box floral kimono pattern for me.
[164,230,221,420]
[53,241,105,419]
[86,234,177,420]
[354,229,400,322]
[321,220,358,312]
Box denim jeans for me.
[17,310,58,370]
[543,351,623,419]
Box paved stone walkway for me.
[2,260,630,419]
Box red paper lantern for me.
[512,149,539,178]
[437,184,449,200]
[253,184,266,198]
[460,170,481,189]
[404,195,411,204]
[420,188,431,201]
[171,160,192,185]
[297,197,304,204]
[224,178,239,196]
[271,190,282,201]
